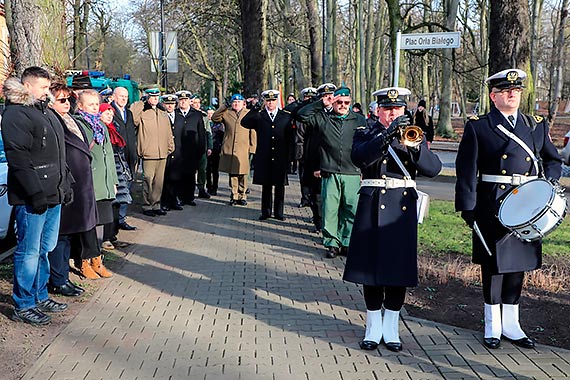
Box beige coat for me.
[212,105,256,174]
[131,101,174,159]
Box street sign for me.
[400,32,461,50]
[150,31,178,73]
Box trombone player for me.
[343,87,442,352]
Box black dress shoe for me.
[340,246,348,256]
[210,190,217,196]
[49,283,81,297]
[384,341,403,352]
[228,199,236,206]
[118,222,137,231]
[483,337,501,349]
[274,215,285,221]
[198,190,211,199]
[143,210,156,217]
[161,206,171,211]
[298,201,311,208]
[502,335,535,349]
[236,200,248,206]
[171,205,184,211]
[326,247,339,258]
[154,209,167,216]
[259,214,270,220]
[359,340,379,350]
[66,281,85,293]
[187,201,197,206]
[245,189,251,194]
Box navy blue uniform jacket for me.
[455,108,561,273]
[343,121,442,287]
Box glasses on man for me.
[336,100,351,106]
[56,97,70,104]
[493,88,523,94]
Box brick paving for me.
[22,175,570,380]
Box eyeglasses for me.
[493,88,523,94]
[56,97,70,104]
[336,100,351,106]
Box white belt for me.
[361,178,416,189]
[481,174,538,186]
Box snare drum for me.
[498,179,567,242]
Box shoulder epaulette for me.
[356,126,366,130]
[469,115,479,120]
[282,109,291,114]
[533,115,544,123]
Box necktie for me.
[270,112,274,120]
[508,115,515,129]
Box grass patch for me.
[419,200,570,258]
[0,262,13,280]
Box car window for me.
[0,133,7,164]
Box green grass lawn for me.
[419,200,570,258]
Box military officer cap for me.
[261,89,280,100]
[231,94,245,102]
[301,87,318,98]
[485,68,527,90]
[372,87,411,107]
[317,83,337,95]
[334,87,351,97]
[175,90,192,99]
[145,88,161,96]
[190,93,201,100]
[161,94,178,104]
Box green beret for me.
[334,87,351,96]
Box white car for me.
[561,130,570,165]
[0,132,14,240]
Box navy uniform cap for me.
[301,87,317,98]
[175,90,192,99]
[145,88,161,96]
[161,94,178,104]
[317,83,337,95]
[486,69,527,90]
[261,89,279,100]
[372,87,411,107]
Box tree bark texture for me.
[5,0,43,76]
[239,0,268,95]
[304,0,322,86]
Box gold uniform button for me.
[500,185,506,190]
[382,159,387,164]
[525,172,529,176]
[272,136,275,139]
[381,189,386,194]
[380,205,386,209]
[499,199,503,204]
[402,206,407,211]
[403,191,408,196]
[404,161,409,165]
[272,126,275,129]
[501,169,507,174]
[526,157,531,162]
[502,154,508,159]
[381,174,386,179]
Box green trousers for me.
[197,153,207,187]
[321,173,360,248]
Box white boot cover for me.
[502,304,526,340]
[484,303,502,339]
[383,309,401,344]
[363,310,383,344]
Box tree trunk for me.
[548,0,568,126]
[239,0,268,95]
[478,0,490,114]
[304,0,322,86]
[489,0,532,112]
[436,0,459,137]
[530,0,545,84]
[325,0,337,83]
[5,0,43,75]
[72,0,90,68]
[384,0,402,85]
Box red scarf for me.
[106,121,126,148]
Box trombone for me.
[399,125,423,148]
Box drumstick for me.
[473,222,493,256]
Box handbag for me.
[388,146,430,224]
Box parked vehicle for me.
[561,130,570,165]
[0,131,14,241]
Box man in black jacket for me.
[1,67,71,325]
[111,87,138,230]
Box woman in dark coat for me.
[241,90,294,220]
[47,83,97,295]
[343,87,441,352]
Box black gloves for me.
[30,193,48,214]
[387,115,410,140]
[461,210,475,228]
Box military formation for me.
[0,66,563,355]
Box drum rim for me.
[498,178,557,228]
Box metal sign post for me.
[393,31,461,86]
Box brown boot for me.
[91,255,113,278]
[81,259,100,280]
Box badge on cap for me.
[387,89,399,100]
[506,71,519,83]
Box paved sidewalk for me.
[23,176,570,380]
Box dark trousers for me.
[69,228,100,265]
[363,285,407,311]
[309,178,322,229]
[103,204,120,242]
[162,178,183,208]
[298,162,311,205]
[482,267,524,305]
[261,184,285,218]
[180,169,197,203]
[206,153,221,192]
[48,235,72,286]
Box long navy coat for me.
[455,108,562,274]
[241,108,294,186]
[343,121,442,287]
[166,109,206,181]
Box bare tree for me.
[239,0,269,95]
[548,0,569,125]
[304,0,322,86]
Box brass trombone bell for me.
[400,125,423,148]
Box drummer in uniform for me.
[455,68,562,349]
[343,87,441,352]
